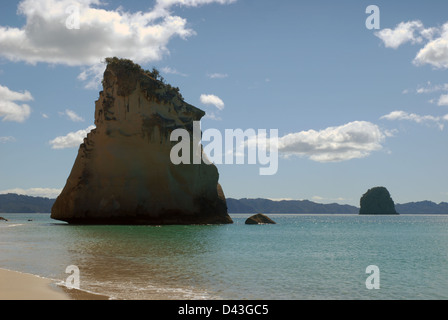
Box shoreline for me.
[0,268,110,300]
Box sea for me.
[1,213,448,300]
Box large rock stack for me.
[52,58,232,225]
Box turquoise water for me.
[1,214,448,300]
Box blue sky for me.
[0,0,447,206]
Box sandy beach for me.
[0,268,109,300]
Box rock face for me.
[51,58,233,225]
[359,187,399,215]
[245,214,276,225]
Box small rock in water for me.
[245,214,276,225]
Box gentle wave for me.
[76,279,217,300]
[54,280,113,300]
[0,223,24,228]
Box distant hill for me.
[227,198,448,215]
[1,194,447,215]
[395,201,448,214]
[0,194,55,213]
[226,198,359,214]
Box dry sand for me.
[0,268,109,300]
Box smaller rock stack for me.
[359,187,399,215]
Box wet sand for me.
[0,268,109,300]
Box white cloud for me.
[207,73,228,79]
[375,21,424,49]
[0,85,33,102]
[384,129,399,137]
[0,0,236,88]
[376,20,448,69]
[77,63,106,90]
[311,196,348,203]
[420,27,440,41]
[416,82,432,94]
[200,94,225,110]
[60,109,84,122]
[437,94,448,106]
[0,84,33,122]
[203,112,222,121]
[381,110,438,122]
[50,125,95,149]
[278,121,385,163]
[0,136,16,143]
[267,198,295,201]
[416,81,448,94]
[414,23,448,68]
[156,0,236,8]
[0,0,188,66]
[381,110,448,130]
[161,66,187,77]
[0,187,62,198]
